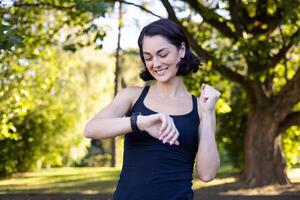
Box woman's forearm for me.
[196,111,220,182]
[84,117,132,139]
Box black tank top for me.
[113,85,200,200]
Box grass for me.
[0,167,120,194]
[0,166,299,195]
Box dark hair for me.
[138,18,201,81]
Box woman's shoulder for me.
[121,86,144,95]
[119,86,145,102]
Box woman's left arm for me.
[196,84,221,182]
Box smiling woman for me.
[141,36,183,82]
[84,18,221,200]
[138,19,200,82]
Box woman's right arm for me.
[83,87,140,139]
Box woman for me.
[84,18,220,200]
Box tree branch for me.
[160,0,211,61]
[254,0,282,35]
[277,111,300,136]
[13,2,75,10]
[212,63,249,88]
[182,0,238,40]
[229,0,243,38]
[118,0,163,18]
[273,68,300,120]
[13,0,164,19]
[236,0,282,36]
[248,28,300,74]
[256,0,268,20]
[269,28,300,69]
[160,0,251,92]
[249,77,269,105]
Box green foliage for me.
[0,24,23,51]
[76,0,113,16]
[217,88,247,170]
[0,47,77,175]
[283,102,300,168]
[283,126,300,168]
[121,48,144,87]
[0,0,117,176]
[0,0,114,52]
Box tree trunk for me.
[243,104,290,187]
[110,2,123,167]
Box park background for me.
[0,0,300,199]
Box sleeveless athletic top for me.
[113,85,200,200]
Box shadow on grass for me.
[0,193,300,200]
[1,167,299,200]
[193,181,300,200]
[1,182,299,200]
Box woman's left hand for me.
[200,83,221,114]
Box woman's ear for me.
[180,42,186,58]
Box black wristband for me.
[130,112,141,132]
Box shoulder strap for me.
[192,95,200,125]
[192,95,198,112]
[127,85,150,116]
[138,85,150,103]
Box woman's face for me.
[142,35,185,83]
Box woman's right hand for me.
[137,113,180,145]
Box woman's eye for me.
[160,54,168,58]
[144,57,152,61]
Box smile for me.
[154,68,168,75]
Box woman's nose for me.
[153,57,161,68]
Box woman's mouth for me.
[154,68,168,76]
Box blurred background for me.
[0,0,299,199]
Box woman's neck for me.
[152,77,188,98]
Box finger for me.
[200,85,206,97]
[159,115,171,140]
[160,116,173,140]
[201,83,206,91]
[163,125,176,144]
[169,130,179,145]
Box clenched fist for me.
[200,83,221,114]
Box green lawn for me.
[0,167,120,194]
[0,167,299,195]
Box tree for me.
[119,0,300,186]
[162,0,300,187]
[111,1,123,167]
[0,0,114,175]
[3,0,299,186]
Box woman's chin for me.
[153,75,171,83]
[150,70,177,83]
